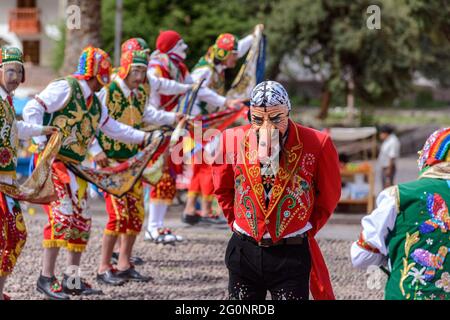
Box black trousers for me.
[381,165,396,188]
[225,232,311,300]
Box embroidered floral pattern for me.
[407,267,427,286]
[435,272,450,293]
[0,147,13,167]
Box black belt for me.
[234,231,306,247]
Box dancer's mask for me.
[249,81,291,163]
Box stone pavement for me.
[5,154,421,300]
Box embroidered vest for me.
[193,56,225,115]
[0,95,18,175]
[385,178,450,300]
[97,80,147,160]
[233,122,320,242]
[149,53,187,112]
[43,76,101,163]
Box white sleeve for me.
[97,92,145,144]
[16,120,44,140]
[190,66,212,86]
[191,67,226,107]
[388,139,400,159]
[196,86,226,108]
[350,187,398,269]
[22,80,70,145]
[88,137,103,157]
[96,87,107,107]
[237,34,254,58]
[100,115,145,145]
[148,74,190,95]
[184,74,194,85]
[142,103,176,126]
[96,87,110,127]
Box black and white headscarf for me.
[249,80,291,110]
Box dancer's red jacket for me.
[212,120,341,300]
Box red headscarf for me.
[156,30,182,53]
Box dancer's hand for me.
[94,151,109,168]
[41,126,59,135]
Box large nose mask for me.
[249,80,292,166]
[250,106,288,164]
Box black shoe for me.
[199,215,227,225]
[182,213,201,225]
[111,252,145,266]
[62,274,103,296]
[115,266,153,282]
[130,256,145,265]
[96,269,126,286]
[37,274,70,300]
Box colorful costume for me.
[95,48,177,238]
[212,81,341,300]
[0,47,47,277]
[23,47,147,253]
[145,30,232,240]
[352,127,450,300]
[187,32,254,209]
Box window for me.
[22,40,40,65]
[17,0,37,8]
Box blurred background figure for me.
[378,125,400,189]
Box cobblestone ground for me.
[5,204,385,300]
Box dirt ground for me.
[5,202,386,300]
[6,155,422,300]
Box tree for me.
[407,0,450,87]
[61,0,102,75]
[101,0,264,69]
[264,0,423,119]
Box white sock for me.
[147,203,164,233]
[157,204,168,229]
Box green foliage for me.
[101,0,265,69]
[264,0,423,105]
[98,0,449,113]
[52,22,67,73]
[407,0,450,87]
[414,89,433,108]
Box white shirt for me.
[233,221,312,240]
[148,73,191,97]
[378,134,400,168]
[22,78,146,146]
[350,187,398,269]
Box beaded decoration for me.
[73,46,112,86]
[418,127,450,171]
